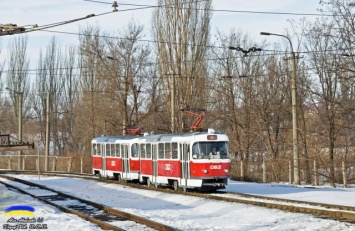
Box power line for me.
[43,29,228,49]
[1,62,345,80]
[83,0,331,17]
[41,29,355,56]
[0,5,119,36]
[83,0,212,13]
[1,46,354,75]
[84,0,211,7]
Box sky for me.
[0,0,323,66]
[0,175,354,231]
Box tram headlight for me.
[224,168,229,174]
[202,169,208,174]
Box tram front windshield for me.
[192,142,229,159]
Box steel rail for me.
[2,171,355,223]
[0,175,180,231]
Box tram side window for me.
[115,144,120,157]
[92,144,95,156]
[140,144,146,158]
[131,143,139,158]
[106,144,111,157]
[165,143,171,159]
[158,143,164,159]
[171,142,178,159]
[110,144,115,157]
[192,143,200,159]
[95,144,102,156]
[146,143,152,159]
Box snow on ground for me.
[1,175,355,231]
[0,183,103,231]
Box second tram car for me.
[92,128,231,191]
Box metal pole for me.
[37,143,40,180]
[18,92,23,170]
[291,51,300,185]
[45,94,50,171]
[123,77,127,136]
[170,75,175,133]
[260,32,300,185]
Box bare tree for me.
[106,20,151,134]
[0,43,7,135]
[33,37,66,156]
[303,17,347,186]
[209,30,266,178]
[254,54,291,181]
[6,35,30,142]
[77,26,106,141]
[59,45,80,153]
[152,0,212,132]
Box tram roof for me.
[92,135,138,143]
[142,130,226,142]
[92,129,228,143]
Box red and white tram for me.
[92,128,231,191]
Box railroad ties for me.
[0,175,179,231]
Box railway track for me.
[2,171,355,225]
[208,191,355,223]
[91,176,355,223]
[99,176,355,224]
[0,175,179,231]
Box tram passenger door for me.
[152,144,158,186]
[102,144,107,177]
[122,144,129,180]
[181,143,189,189]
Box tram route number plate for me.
[210,165,221,170]
[165,164,171,170]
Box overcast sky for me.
[0,0,322,65]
